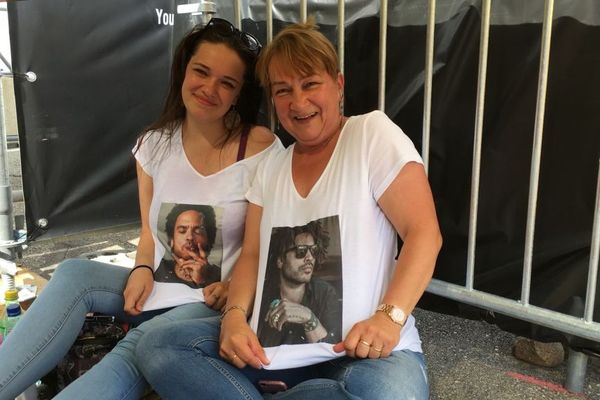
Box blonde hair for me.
[256,17,339,94]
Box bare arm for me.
[219,203,270,369]
[378,162,442,316]
[123,161,156,315]
[335,162,442,358]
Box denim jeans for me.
[136,316,429,400]
[0,259,218,400]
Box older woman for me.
[137,20,442,400]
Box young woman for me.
[136,20,442,400]
[0,18,282,400]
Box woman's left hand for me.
[203,281,229,311]
[333,312,401,359]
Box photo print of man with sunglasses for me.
[257,217,343,347]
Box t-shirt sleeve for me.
[132,132,167,178]
[245,151,269,207]
[366,111,423,200]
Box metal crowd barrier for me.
[225,0,599,393]
[420,0,600,393]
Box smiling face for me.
[181,42,246,125]
[269,58,344,148]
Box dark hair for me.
[268,220,330,269]
[165,204,217,254]
[137,20,262,151]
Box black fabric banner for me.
[7,0,186,238]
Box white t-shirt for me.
[247,110,424,369]
[134,125,283,311]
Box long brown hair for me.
[136,22,262,155]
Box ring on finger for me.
[272,314,280,323]
[359,339,371,347]
[231,353,239,361]
[372,346,383,353]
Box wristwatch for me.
[376,303,406,326]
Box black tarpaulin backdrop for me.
[8,1,600,348]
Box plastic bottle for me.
[3,303,21,335]
[1,289,20,340]
[0,292,37,399]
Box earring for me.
[339,92,344,114]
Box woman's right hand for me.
[219,312,269,369]
[123,268,154,315]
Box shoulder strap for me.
[236,124,251,161]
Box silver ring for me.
[359,340,371,347]
[272,314,280,323]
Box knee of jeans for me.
[342,353,429,400]
[135,329,165,375]
[136,327,160,359]
[53,259,98,284]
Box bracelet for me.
[221,305,247,321]
[303,312,318,332]
[129,264,153,277]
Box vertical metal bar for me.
[338,0,345,76]
[266,0,273,43]
[233,0,241,29]
[565,348,588,393]
[522,0,554,305]
[466,0,491,291]
[378,0,388,111]
[0,78,14,248]
[266,0,275,131]
[584,160,600,322]
[300,0,307,23]
[422,0,436,173]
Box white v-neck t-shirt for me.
[134,125,283,311]
[247,111,424,369]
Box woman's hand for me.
[333,312,401,359]
[203,281,228,311]
[123,268,154,315]
[219,312,269,370]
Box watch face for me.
[390,307,405,322]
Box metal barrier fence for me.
[421,0,600,393]
[241,0,600,392]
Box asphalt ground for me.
[4,148,600,399]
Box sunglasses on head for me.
[204,17,261,55]
[286,244,319,259]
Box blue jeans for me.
[136,316,429,400]
[0,259,218,400]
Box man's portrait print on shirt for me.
[258,216,343,347]
[154,203,223,288]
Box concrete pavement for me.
[11,224,599,400]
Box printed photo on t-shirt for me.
[257,216,343,347]
[153,202,223,289]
